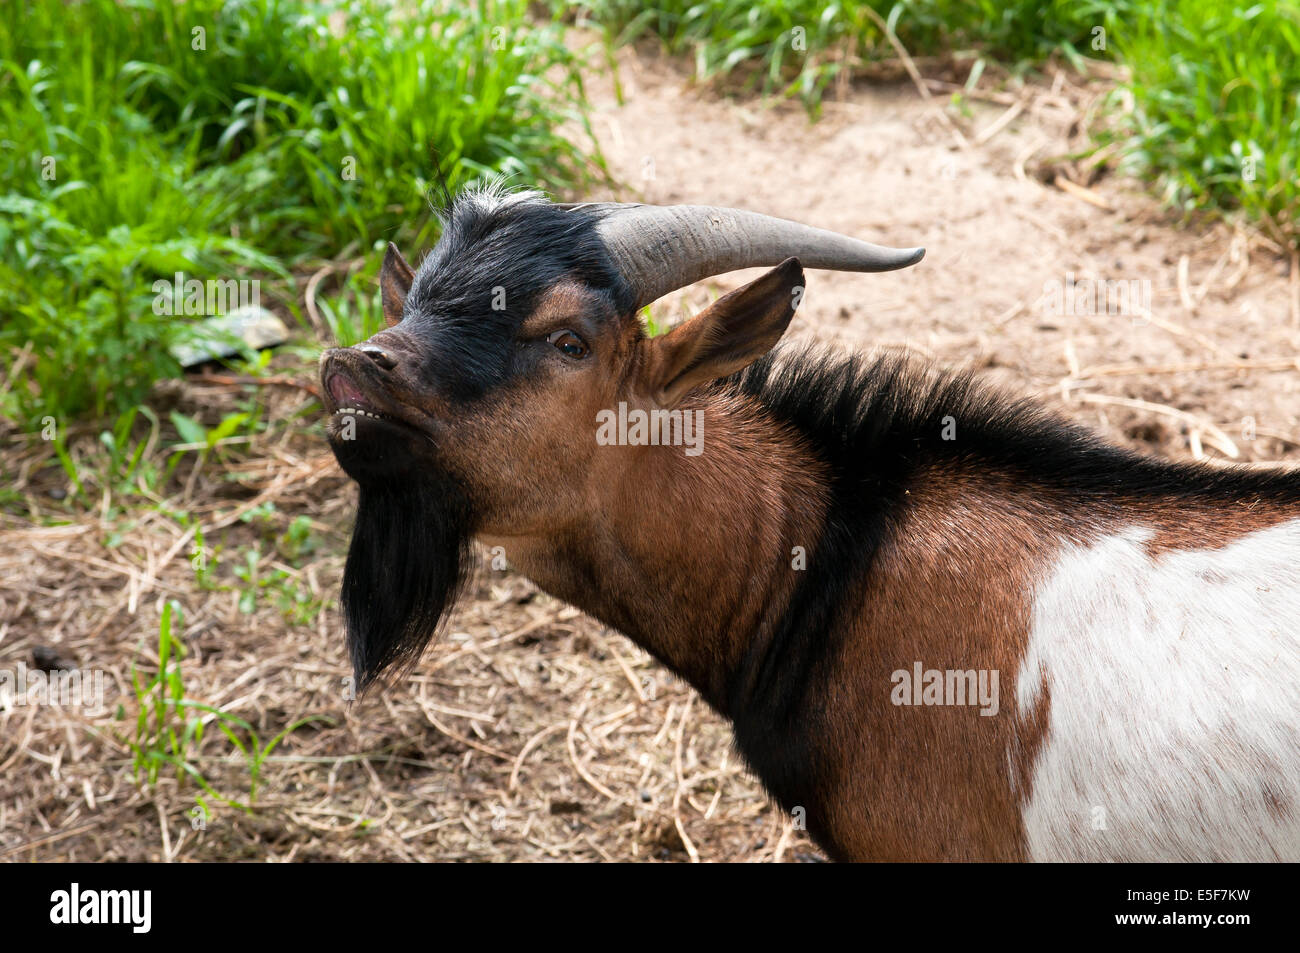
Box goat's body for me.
[501,352,1300,862]
[712,351,1300,861]
[807,507,1300,861]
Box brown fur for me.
[813,473,1062,860]
[1143,494,1300,555]
[483,390,828,708]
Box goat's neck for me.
[487,396,828,712]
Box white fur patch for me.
[1017,520,1300,861]
[457,176,543,214]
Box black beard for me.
[341,473,474,692]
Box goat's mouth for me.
[323,369,421,434]
[321,367,434,485]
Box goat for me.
[320,182,1300,862]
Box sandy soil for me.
[3,45,1298,863]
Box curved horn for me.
[560,202,924,310]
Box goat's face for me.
[319,191,638,688]
[320,193,804,537]
[320,199,632,537]
[320,185,920,689]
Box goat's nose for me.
[358,344,397,371]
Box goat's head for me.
[320,183,923,690]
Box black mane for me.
[731,346,1300,507]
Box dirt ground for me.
[3,43,1299,863]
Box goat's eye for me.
[546,329,589,359]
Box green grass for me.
[569,1,1129,103]
[119,600,325,816]
[0,0,600,422]
[1107,1,1300,247]
[316,268,388,348]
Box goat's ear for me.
[640,258,804,407]
[380,242,415,327]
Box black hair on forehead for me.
[401,183,633,398]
